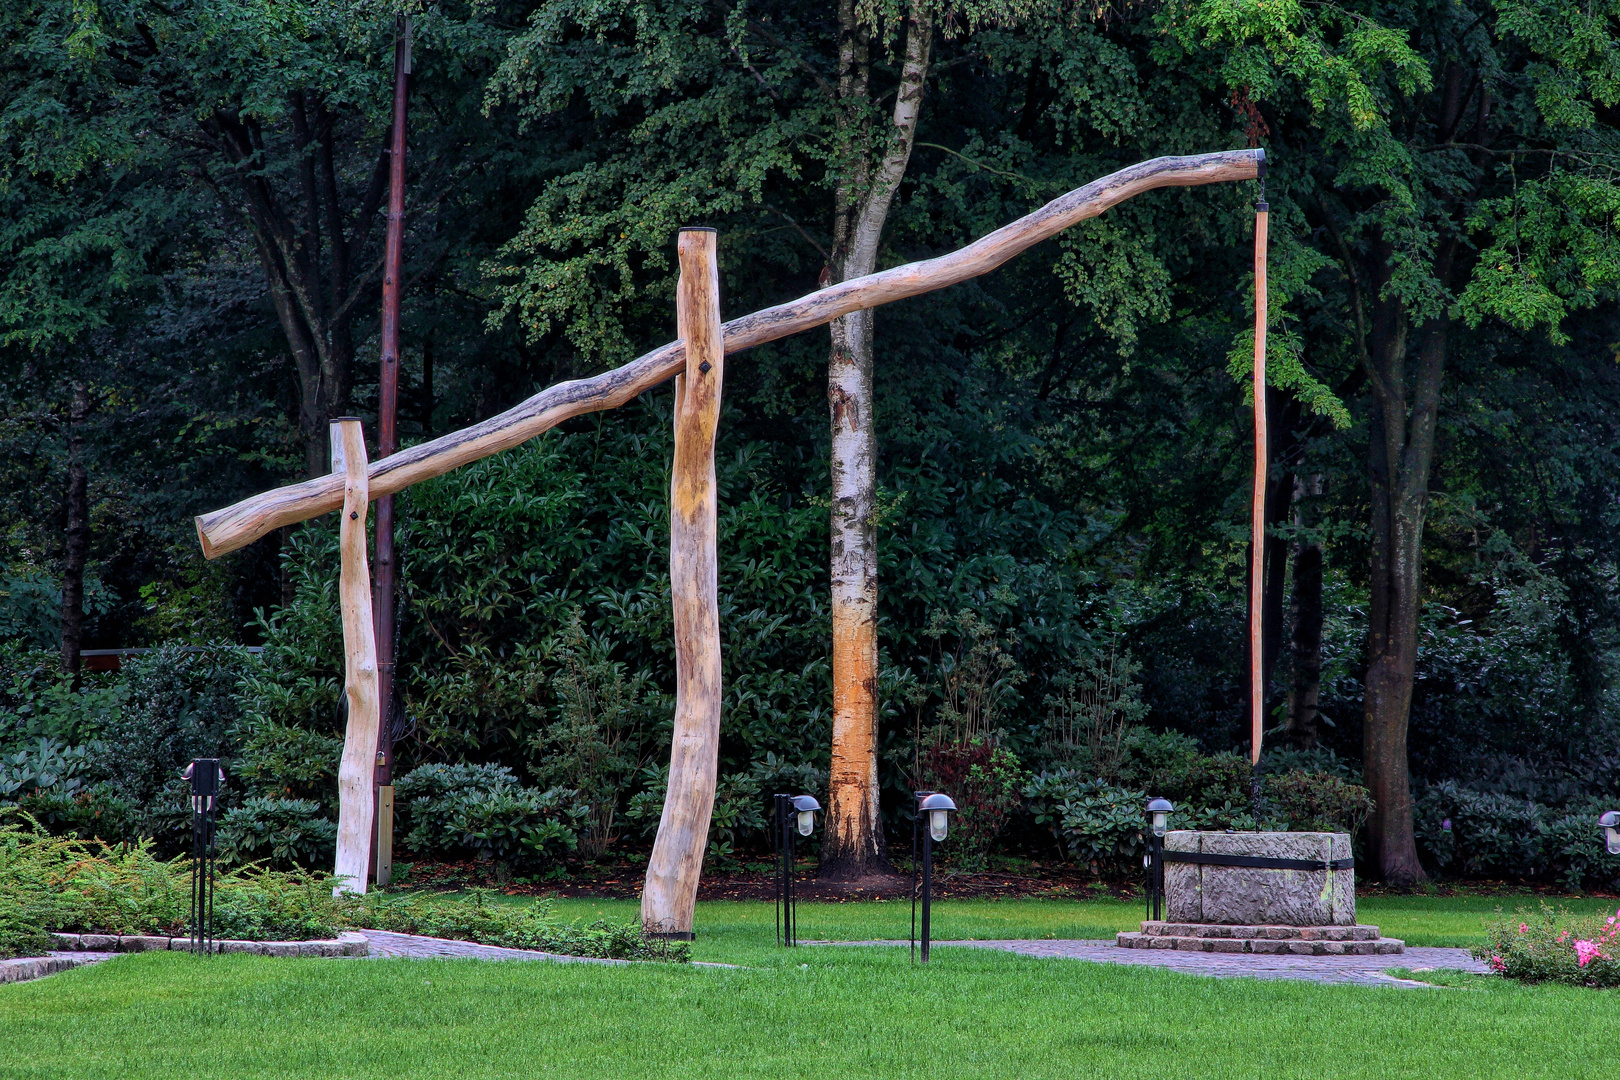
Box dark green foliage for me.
[88,645,255,811]
[1264,770,1375,834]
[1415,782,1620,890]
[216,797,339,869]
[916,739,1027,871]
[347,890,689,962]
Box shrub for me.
[216,797,338,868]
[1475,903,1620,987]
[230,723,342,810]
[1264,770,1374,833]
[347,889,688,962]
[88,644,257,815]
[394,762,584,872]
[0,812,342,956]
[1024,773,1144,876]
[917,738,1026,871]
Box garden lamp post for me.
[913,792,957,964]
[775,794,820,946]
[1144,797,1174,922]
[1601,811,1620,856]
[182,758,225,955]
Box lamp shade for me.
[1146,797,1174,838]
[1601,810,1620,856]
[792,795,821,837]
[920,792,957,842]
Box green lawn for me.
[535,891,1614,955]
[3,895,1616,1079]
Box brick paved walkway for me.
[817,940,1489,987]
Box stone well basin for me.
[1163,830,1354,927]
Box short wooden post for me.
[641,228,724,938]
[331,418,381,896]
[375,785,394,887]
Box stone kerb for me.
[1164,830,1354,926]
[48,931,369,957]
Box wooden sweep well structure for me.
[196,149,1266,932]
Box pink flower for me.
[1519,923,1529,934]
[1575,940,1603,968]
[1559,932,1569,943]
[1489,955,1506,973]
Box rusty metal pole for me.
[370,14,410,883]
[1250,160,1269,793]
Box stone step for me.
[1139,922,1380,941]
[1117,931,1404,955]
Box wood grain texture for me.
[196,150,1263,559]
[330,419,380,896]
[640,230,724,937]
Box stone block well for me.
[1163,831,1355,927]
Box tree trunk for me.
[821,3,932,880]
[1286,473,1324,749]
[59,383,90,680]
[1361,245,1451,885]
[202,102,390,478]
[642,229,725,937]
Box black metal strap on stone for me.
[1161,851,1354,872]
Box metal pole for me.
[920,826,934,964]
[1249,179,1269,775]
[774,795,784,946]
[787,814,797,947]
[371,14,411,885]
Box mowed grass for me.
[4,895,1616,1079]
[531,891,1613,956]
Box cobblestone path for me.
[817,940,1489,987]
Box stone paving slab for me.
[356,929,633,965]
[0,951,114,985]
[810,939,1489,987]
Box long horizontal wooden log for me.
[196,149,1262,559]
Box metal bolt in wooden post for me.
[331,419,381,895]
[641,228,724,939]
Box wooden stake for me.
[375,785,394,888]
[1250,202,1269,767]
[641,228,724,938]
[196,150,1264,560]
[331,419,380,895]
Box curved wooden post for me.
[641,228,724,938]
[331,418,380,895]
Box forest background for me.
[4,0,1620,890]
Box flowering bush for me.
[1474,903,1620,987]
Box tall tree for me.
[1185,0,1620,881]
[821,0,934,879]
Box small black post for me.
[920,823,934,964]
[910,790,932,965]
[185,759,223,955]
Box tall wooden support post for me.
[370,15,411,886]
[641,228,724,939]
[1249,195,1270,775]
[331,419,381,895]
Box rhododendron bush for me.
[1475,903,1620,987]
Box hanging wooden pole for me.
[369,13,411,886]
[641,228,724,939]
[1250,182,1270,769]
[331,418,380,895]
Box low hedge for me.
[0,812,685,962]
